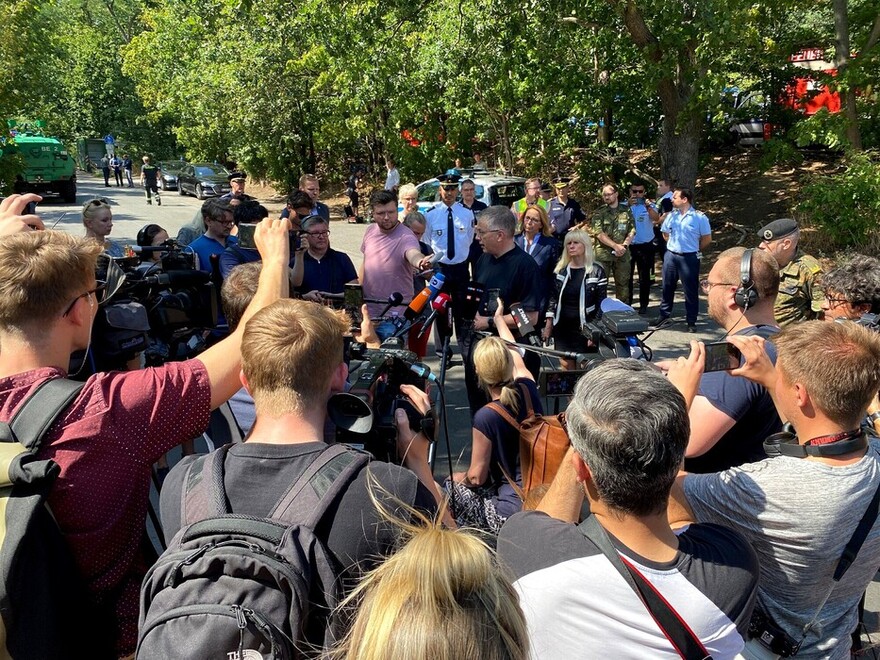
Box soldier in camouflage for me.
[757,218,823,326]
[589,184,635,303]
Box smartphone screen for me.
[344,283,364,327]
[703,341,742,372]
[485,288,501,316]
[238,223,257,249]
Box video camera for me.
[77,242,218,373]
[582,298,652,361]
[327,343,430,463]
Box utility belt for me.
[747,607,800,657]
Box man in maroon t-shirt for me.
[0,193,291,656]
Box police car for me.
[411,171,526,213]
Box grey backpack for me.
[137,443,369,659]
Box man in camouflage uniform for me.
[590,184,635,303]
[757,218,823,326]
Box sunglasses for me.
[83,198,110,210]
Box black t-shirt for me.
[685,324,782,473]
[560,267,586,322]
[160,442,436,583]
[474,245,541,315]
[296,248,357,296]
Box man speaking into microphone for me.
[466,206,542,414]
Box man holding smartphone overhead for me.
[682,246,783,473]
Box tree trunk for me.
[499,113,514,174]
[658,112,701,193]
[832,0,862,150]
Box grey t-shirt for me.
[684,441,880,659]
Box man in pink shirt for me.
[0,193,291,657]
[360,189,431,340]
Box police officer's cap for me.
[552,177,572,188]
[228,171,247,183]
[541,182,553,194]
[758,218,798,242]
[437,173,461,188]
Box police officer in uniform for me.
[546,177,585,239]
[757,218,824,326]
[424,173,477,356]
[221,172,254,203]
[590,183,635,303]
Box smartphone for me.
[703,341,743,372]
[344,282,364,327]
[238,223,257,249]
[289,231,303,253]
[485,288,501,316]
[24,201,37,215]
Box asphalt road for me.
[48,175,880,642]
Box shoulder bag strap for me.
[181,444,233,526]
[269,444,370,530]
[517,381,534,418]
[8,378,85,453]
[796,476,880,647]
[577,515,712,660]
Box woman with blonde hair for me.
[543,229,608,370]
[514,204,560,313]
[443,299,543,534]
[397,183,419,221]
[82,197,124,257]
[332,504,528,660]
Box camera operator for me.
[219,200,274,278]
[160,299,445,647]
[680,247,783,473]
[0,198,291,657]
[670,321,880,659]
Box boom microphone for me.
[417,292,451,339]
[127,245,175,254]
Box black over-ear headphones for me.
[734,248,758,311]
[764,423,869,458]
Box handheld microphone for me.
[377,292,404,319]
[418,292,451,339]
[510,303,541,347]
[403,272,445,322]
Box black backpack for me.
[137,443,370,659]
[0,377,114,659]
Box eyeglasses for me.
[631,190,645,195]
[306,230,330,237]
[700,279,735,293]
[475,228,502,237]
[824,295,853,307]
[212,218,235,226]
[62,280,107,317]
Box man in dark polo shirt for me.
[291,215,357,300]
[465,206,541,413]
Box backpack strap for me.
[5,378,85,453]
[486,402,520,429]
[269,444,370,530]
[517,381,534,418]
[181,444,233,526]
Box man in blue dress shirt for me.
[652,188,711,332]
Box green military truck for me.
[1,121,77,202]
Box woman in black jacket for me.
[542,229,608,370]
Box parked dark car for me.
[177,163,231,199]
[157,160,186,191]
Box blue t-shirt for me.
[629,202,654,244]
[685,324,782,473]
[661,207,711,253]
[190,234,237,274]
[296,248,357,295]
[472,377,543,518]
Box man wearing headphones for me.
[681,247,783,473]
[670,320,880,659]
